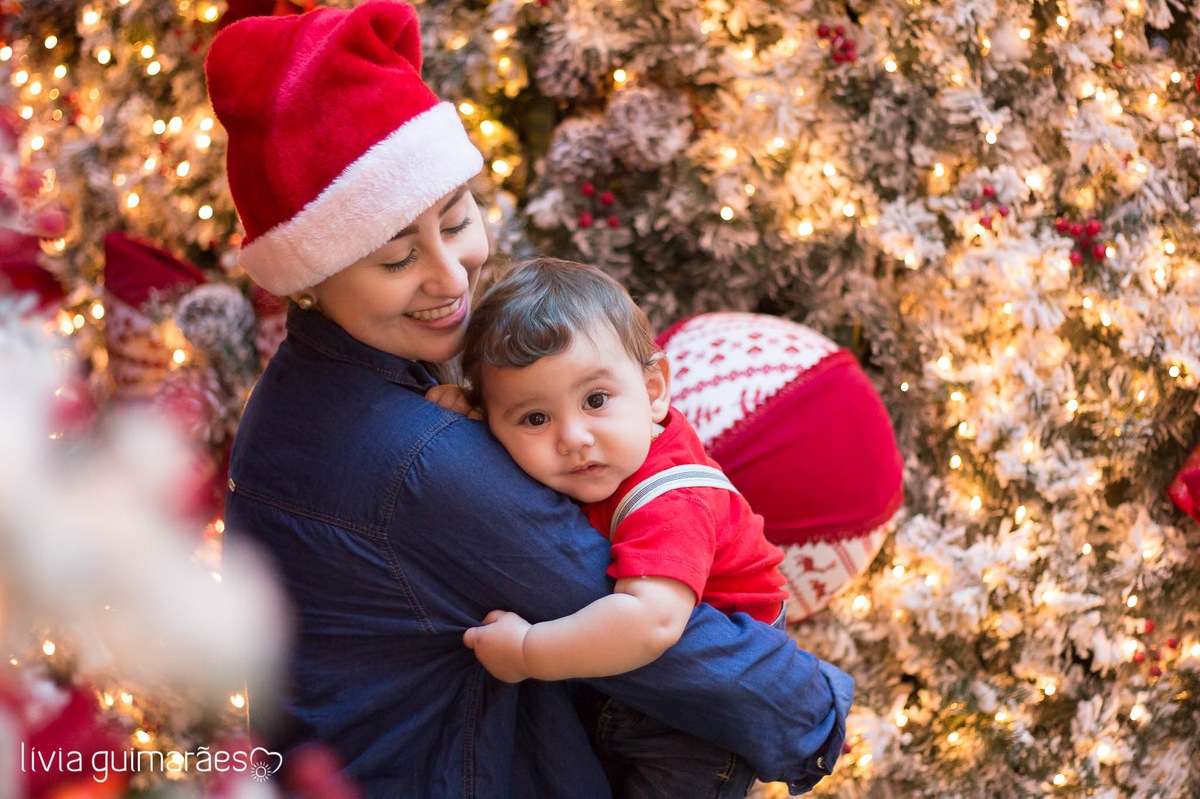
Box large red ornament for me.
[658,312,904,621]
[1167,439,1200,525]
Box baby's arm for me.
[463,576,695,683]
[425,384,483,420]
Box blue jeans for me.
[580,607,787,799]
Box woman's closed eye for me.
[383,250,417,271]
[445,216,473,236]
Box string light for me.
[720,206,734,221]
[613,69,628,85]
[797,220,814,237]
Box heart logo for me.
[249,747,284,781]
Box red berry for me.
[817,24,830,38]
[1085,219,1101,236]
[1069,222,1084,238]
[970,198,984,211]
[842,742,852,754]
[1079,236,1093,250]
[834,25,846,38]
[1167,637,1179,648]
[607,216,619,228]
[599,191,615,206]
[581,183,595,197]
[578,211,594,228]
[1144,619,1156,634]
[831,51,846,64]
[1092,243,1107,261]
[1151,648,1162,661]
[1055,217,1070,233]
[1149,665,1163,677]
[1069,250,1084,266]
[842,38,857,51]
[1133,650,1146,663]
[980,215,993,230]
[846,53,858,63]
[982,184,996,198]
[997,205,1010,217]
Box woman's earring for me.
[296,295,316,310]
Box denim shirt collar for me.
[284,305,440,393]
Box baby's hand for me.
[425,384,483,420]
[463,610,532,683]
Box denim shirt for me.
[225,308,853,797]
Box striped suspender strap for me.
[608,464,740,538]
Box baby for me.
[429,257,789,797]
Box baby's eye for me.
[585,393,607,410]
[522,411,549,427]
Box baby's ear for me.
[646,353,671,423]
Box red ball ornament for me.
[997,205,1010,218]
[1085,219,1102,236]
[817,23,830,38]
[581,183,596,197]
[599,190,615,206]
[1092,243,1107,261]
[1055,217,1069,233]
[1133,650,1146,663]
[982,184,996,198]
[1167,637,1179,648]
[578,210,594,228]
[1144,619,1156,634]
[970,198,984,211]
[607,216,619,228]
[979,215,993,230]
[1069,221,1084,238]
[1069,250,1084,267]
[1149,665,1163,677]
[834,25,846,38]
[34,206,68,238]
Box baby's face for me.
[481,323,669,503]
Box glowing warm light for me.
[950,391,964,402]
[948,732,960,744]
[1129,704,1145,722]
[1169,365,1181,378]
[892,565,905,577]
[147,61,162,76]
[949,455,962,469]
[479,120,497,136]
[0,46,11,61]
[1019,27,1031,40]
[492,28,509,42]
[858,754,873,768]
[1097,743,1112,759]
[1025,172,1044,191]
[900,381,909,392]
[12,69,28,86]
[91,303,104,320]
[45,35,58,49]
[822,162,836,177]
[1082,296,1093,309]
[1100,311,1111,327]
[797,220,814,237]
[1164,241,1176,254]
[969,495,982,512]
[121,692,133,705]
[196,133,211,148]
[852,594,870,613]
[613,69,628,85]
[994,710,1009,723]
[231,693,246,709]
[83,9,101,25]
[842,203,855,217]
[30,136,45,151]
[936,355,951,370]
[720,206,734,221]
[896,713,908,727]
[42,640,56,656]
[1043,683,1056,696]
[1056,15,1069,28]
[1002,301,1013,314]
[458,102,474,115]
[97,48,112,64]
[1148,93,1158,107]
[884,59,897,72]
[53,65,67,79]
[198,205,213,220]
[176,161,190,177]
[1066,399,1078,413]
[491,159,512,177]
[985,130,998,145]
[1127,595,1138,608]
[19,106,31,119]
[1053,774,1066,786]
[1171,72,1182,84]
[126,193,140,209]
[172,349,187,365]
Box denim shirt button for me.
[228,477,236,492]
[816,756,826,770]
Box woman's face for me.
[306,186,489,362]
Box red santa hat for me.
[204,0,483,296]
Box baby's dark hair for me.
[461,257,661,407]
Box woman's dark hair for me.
[461,257,660,407]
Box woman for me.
[205,2,852,797]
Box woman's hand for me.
[425,384,484,420]
[463,609,533,683]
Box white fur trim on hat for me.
[238,102,483,296]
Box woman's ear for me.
[645,353,671,423]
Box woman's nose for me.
[422,245,470,298]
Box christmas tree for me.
[2,0,1199,797]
